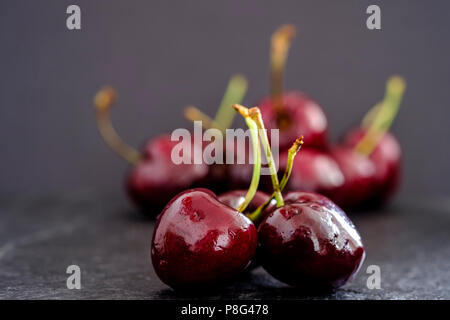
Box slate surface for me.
[0,191,449,300]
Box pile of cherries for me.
[151,105,365,289]
[94,25,406,290]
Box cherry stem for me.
[94,87,143,166]
[233,104,261,213]
[184,75,247,132]
[355,76,406,156]
[248,107,284,207]
[214,74,248,130]
[270,25,296,115]
[247,136,303,222]
[361,103,381,129]
[184,106,225,131]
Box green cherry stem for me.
[94,87,143,166]
[248,107,284,207]
[247,136,303,222]
[279,136,304,190]
[355,76,406,156]
[214,74,248,130]
[233,104,261,213]
[184,106,225,131]
[270,25,296,115]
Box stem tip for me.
[94,87,117,111]
[233,104,249,118]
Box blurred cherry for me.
[258,25,328,151]
[324,145,377,210]
[94,87,208,214]
[344,129,401,206]
[335,76,406,208]
[279,148,344,195]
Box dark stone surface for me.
[0,191,449,300]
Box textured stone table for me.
[1,190,449,300]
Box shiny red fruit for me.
[127,160,208,212]
[324,145,377,210]
[279,148,344,194]
[343,128,402,206]
[258,91,328,151]
[151,188,258,288]
[258,191,365,289]
[127,135,209,213]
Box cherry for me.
[340,76,406,207]
[258,191,366,289]
[344,129,401,206]
[94,87,208,213]
[245,109,364,289]
[278,148,344,195]
[126,158,208,211]
[324,145,377,210]
[151,188,258,288]
[151,104,262,288]
[259,92,328,151]
[258,25,328,151]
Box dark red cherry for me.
[258,191,365,289]
[94,88,211,215]
[127,159,208,212]
[126,134,209,213]
[279,148,344,194]
[258,92,328,151]
[324,145,377,210]
[151,188,258,288]
[343,128,402,206]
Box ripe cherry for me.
[323,145,377,210]
[340,76,406,207]
[258,191,365,289]
[247,108,364,289]
[259,92,328,151]
[94,87,208,213]
[258,25,328,151]
[344,129,401,206]
[278,148,344,195]
[151,104,262,288]
[325,76,406,209]
[151,188,258,288]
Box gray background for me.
[0,0,449,199]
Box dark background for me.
[1,0,449,199]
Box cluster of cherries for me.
[94,25,406,290]
[151,105,365,289]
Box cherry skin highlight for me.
[151,188,258,288]
[324,145,377,210]
[258,92,329,151]
[343,128,402,206]
[258,191,365,289]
